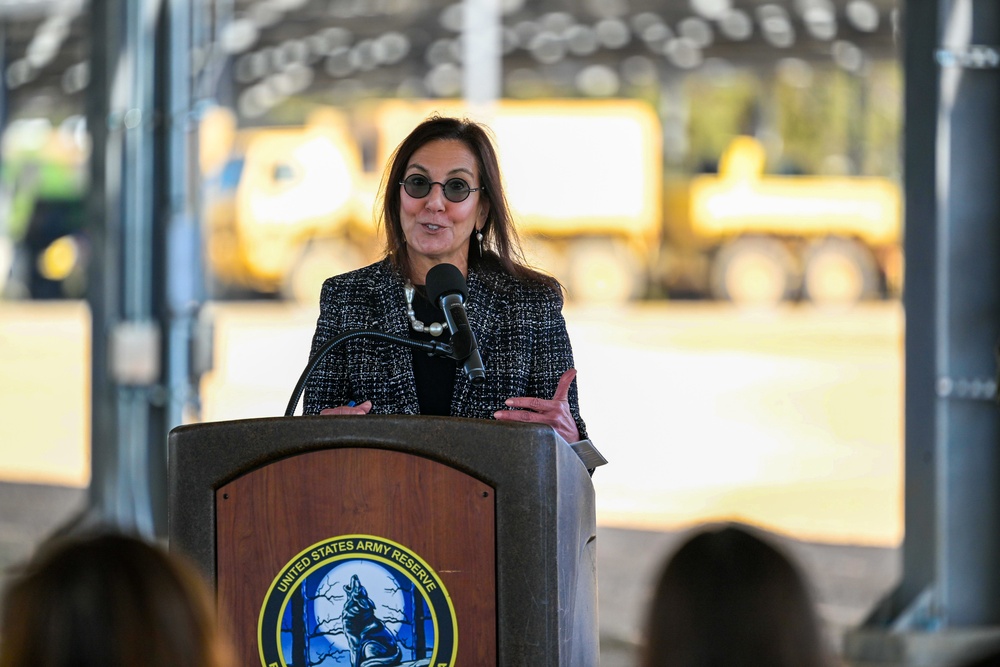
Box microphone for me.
[426,263,486,386]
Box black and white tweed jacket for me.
[303,258,587,439]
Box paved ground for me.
[0,481,899,666]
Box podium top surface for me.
[169,414,592,490]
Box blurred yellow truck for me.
[204,99,663,304]
[203,102,901,306]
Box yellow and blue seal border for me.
[257,534,458,667]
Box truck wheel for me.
[284,239,365,305]
[709,237,797,305]
[565,238,644,304]
[802,238,879,306]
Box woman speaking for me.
[304,115,587,445]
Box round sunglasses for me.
[399,174,484,203]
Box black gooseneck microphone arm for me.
[284,330,454,416]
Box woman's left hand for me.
[493,368,581,443]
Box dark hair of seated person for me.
[0,530,233,667]
[640,522,834,667]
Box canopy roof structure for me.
[1,0,899,120]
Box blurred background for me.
[1,0,985,664]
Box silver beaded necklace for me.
[404,281,446,337]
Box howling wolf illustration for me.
[341,575,403,667]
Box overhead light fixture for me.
[541,12,575,34]
[500,0,526,14]
[846,0,880,32]
[640,22,672,53]
[621,55,658,86]
[797,0,837,40]
[718,9,753,41]
[350,39,380,72]
[234,52,259,82]
[690,0,732,21]
[425,62,462,97]
[587,0,628,20]
[318,26,354,51]
[270,0,310,10]
[220,19,259,55]
[278,39,310,68]
[26,33,60,69]
[664,37,703,69]
[440,4,463,32]
[576,64,620,96]
[631,12,663,35]
[832,39,864,71]
[61,61,89,94]
[249,3,283,28]
[325,47,355,77]
[757,4,795,47]
[5,59,35,89]
[594,18,630,49]
[425,38,458,67]
[528,31,567,65]
[377,32,411,65]
[679,17,713,48]
[565,25,599,56]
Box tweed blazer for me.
[303,258,587,439]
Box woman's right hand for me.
[320,400,372,416]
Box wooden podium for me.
[168,415,599,667]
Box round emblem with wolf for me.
[258,535,457,667]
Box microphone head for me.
[426,263,469,306]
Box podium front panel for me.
[169,415,598,666]
[216,447,496,667]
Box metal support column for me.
[151,0,206,532]
[86,0,161,537]
[931,0,1000,625]
[845,1,1000,664]
[463,0,500,112]
[85,0,203,537]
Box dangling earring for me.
[476,228,484,257]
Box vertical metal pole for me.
[933,0,1000,627]
[160,0,204,477]
[86,0,116,531]
[0,21,9,249]
[463,0,501,112]
[0,22,7,151]
[86,0,163,536]
[846,1,1000,657]
[895,0,944,625]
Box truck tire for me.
[802,237,879,306]
[709,236,798,306]
[284,239,365,305]
[565,238,644,304]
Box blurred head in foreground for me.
[0,531,232,667]
[641,522,833,667]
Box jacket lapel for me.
[376,262,422,414]
[451,268,500,413]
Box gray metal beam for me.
[933,0,1000,627]
[845,0,1000,663]
[84,0,205,537]
[155,0,207,528]
[85,0,162,536]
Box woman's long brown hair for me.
[0,532,233,667]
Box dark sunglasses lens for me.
[403,175,430,198]
[443,178,472,202]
